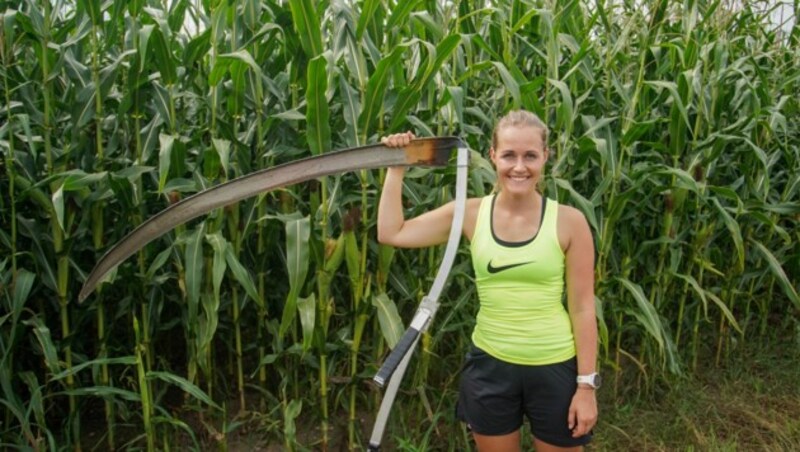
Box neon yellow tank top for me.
[470,194,575,365]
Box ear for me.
[489,147,497,163]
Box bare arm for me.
[564,207,597,377]
[377,132,456,248]
[560,205,599,437]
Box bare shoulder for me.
[557,203,589,228]
[556,203,591,252]
[462,197,483,240]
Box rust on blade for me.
[402,137,462,166]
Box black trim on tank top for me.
[490,194,547,248]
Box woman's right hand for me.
[381,131,416,148]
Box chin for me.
[501,183,536,195]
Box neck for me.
[496,190,541,211]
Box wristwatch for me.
[576,372,602,389]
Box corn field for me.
[0,0,798,450]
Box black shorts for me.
[455,344,592,447]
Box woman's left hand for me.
[568,388,598,437]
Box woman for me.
[377,110,598,452]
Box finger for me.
[574,416,596,438]
[567,407,576,432]
[381,134,403,148]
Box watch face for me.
[578,373,602,388]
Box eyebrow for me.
[499,148,541,154]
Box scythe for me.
[78,137,469,450]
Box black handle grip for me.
[373,327,420,387]
[367,443,380,452]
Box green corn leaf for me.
[147,371,222,410]
[359,43,408,135]
[218,49,264,78]
[158,133,176,193]
[751,239,800,310]
[23,318,61,376]
[343,230,361,305]
[710,198,744,273]
[386,0,422,30]
[76,0,102,25]
[297,294,316,351]
[2,10,17,51]
[339,74,360,147]
[212,138,231,176]
[208,59,232,86]
[146,246,173,279]
[704,290,742,334]
[376,244,395,291]
[554,177,598,233]
[280,216,311,338]
[224,245,263,308]
[372,293,403,348]
[548,78,575,130]
[196,292,220,376]
[389,34,462,131]
[493,62,521,107]
[183,28,211,67]
[150,27,177,86]
[653,166,699,192]
[210,1,227,46]
[17,372,43,440]
[511,7,540,33]
[51,183,65,233]
[250,354,278,379]
[138,24,155,73]
[580,115,618,140]
[671,271,740,332]
[12,269,35,322]
[342,25,369,91]
[617,278,666,351]
[185,223,206,321]
[73,86,96,128]
[410,11,443,40]
[283,399,303,442]
[61,386,142,402]
[167,0,189,32]
[60,170,108,191]
[594,295,610,357]
[50,356,137,382]
[288,0,323,57]
[356,0,381,39]
[228,61,247,115]
[242,0,261,31]
[306,54,331,155]
[644,80,691,130]
[206,232,228,302]
[150,416,201,449]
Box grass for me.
[594,336,800,451]
[74,327,800,451]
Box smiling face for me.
[490,124,548,196]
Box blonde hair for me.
[491,110,549,193]
[491,110,548,150]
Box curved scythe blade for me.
[79,137,462,303]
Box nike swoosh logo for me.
[486,260,535,274]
